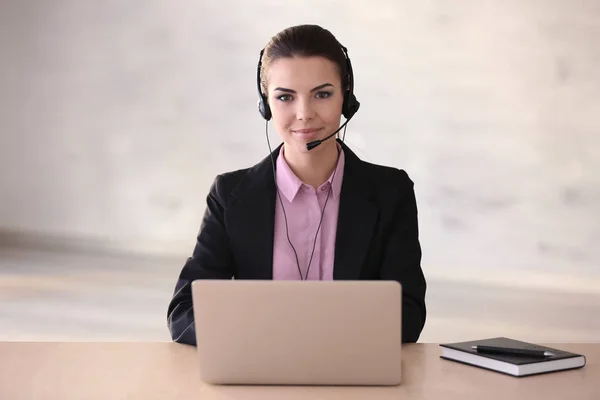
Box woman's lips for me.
[291,127,323,140]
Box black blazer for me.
[167,140,427,344]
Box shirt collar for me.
[276,144,345,202]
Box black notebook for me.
[440,337,586,377]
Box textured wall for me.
[1,0,599,293]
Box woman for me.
[167,24,427,344]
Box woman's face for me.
[266,56,344,156]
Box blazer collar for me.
[229,140,372,199]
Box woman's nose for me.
[295,98,315,121]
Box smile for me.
[292,128,323,134]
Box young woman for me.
[167,24,427,344]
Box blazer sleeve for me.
[167,174,235,345]
[379,170,427,343]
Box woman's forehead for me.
[267,56,341,90]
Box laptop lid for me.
[191,280,402,386]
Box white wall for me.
[1,0,599,291]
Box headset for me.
[256,41,360,280]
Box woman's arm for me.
[379,170,427,343]
[167,174,235,345]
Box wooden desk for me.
[0,342,597,399]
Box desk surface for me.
[0,342,597,400]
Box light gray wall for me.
[1,0,599,292]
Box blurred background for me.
[0,0,599,343]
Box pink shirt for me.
[272,145,345,280]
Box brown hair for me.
[259,24,349,96]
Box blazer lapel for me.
[227,148,279,280]
[333,141,378,280]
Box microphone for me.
[306,117,353,151]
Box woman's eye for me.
[316,91,332,99]
[276,94,293,102]
[275,92,331,102]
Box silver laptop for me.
[191,280,402,386]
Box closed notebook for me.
[440,337,586,377]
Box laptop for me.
[191,279,402,386]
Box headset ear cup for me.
[264,103,272,120]
[342,93,360,119]
[258,95,272,120]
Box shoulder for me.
[207,154,274,205]
[351,159,419,219]
[212,167,252,188]
[208,167,252,203]
[357,159,415,196]
[340,142,414,195]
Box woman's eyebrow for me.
[273,83,334,93]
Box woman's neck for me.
[283,142,340,189]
